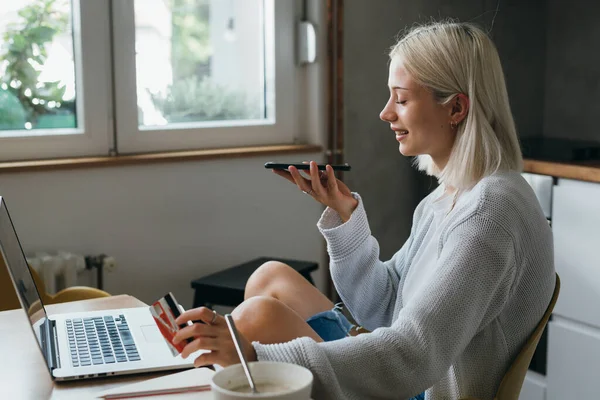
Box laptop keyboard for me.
[65,315,140,367]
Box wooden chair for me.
[462,273,561,400]
[0,257,110,311]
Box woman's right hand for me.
[272,161,359,222]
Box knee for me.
[245,261,296,299]
[232,296,287,336]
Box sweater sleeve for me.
[317,193,418,330]
[254,215,516,399]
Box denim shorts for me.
[306,304,425,400]
[306,303,354,342]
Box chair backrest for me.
[0,257,55,311]
[495,273,561,400]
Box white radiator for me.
[27,252,91,295]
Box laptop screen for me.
[0,197,49,364]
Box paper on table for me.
[95,367,215,399]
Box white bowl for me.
[211,361,313,400]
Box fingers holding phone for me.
[264,162,350,172]
[271,167,296,184]
[287,163,317,196]
[268,160,318,191]
[271,161,358,222]
[307,161,330,197]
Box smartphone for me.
[264,162,351,171]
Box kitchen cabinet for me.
[544,178,600,399]
[547,317,600,399]
[520,371,545,400]
[551,179,600,328]
[518,176,600,400]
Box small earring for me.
[450,121,457,129]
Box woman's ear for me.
[450,93,469,124]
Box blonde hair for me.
[389,21,522,189]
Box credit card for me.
[149,292,190,356]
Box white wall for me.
[0,151,327,308]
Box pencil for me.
[100,385,211,399]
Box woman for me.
[173,21,555,399]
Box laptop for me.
[0,196,204,381]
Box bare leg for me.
[244,261,334,320]
[232,296,323,344]
[229,260,337,344]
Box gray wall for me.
[342,0,546,259]
[487,0,547,139]
[544,0,600,142]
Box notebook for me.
[95,367,215,399]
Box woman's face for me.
[380,56,457,170]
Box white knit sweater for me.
[254,171,555,399]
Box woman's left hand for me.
[172,307,257,367]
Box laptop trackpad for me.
[140,324,164,343]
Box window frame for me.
[0,0,114,162]
[111,0,300,154]
[0,0,322,163]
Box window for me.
[0,0,316,161]
[0,0,76,132]
[0,0,112,161]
